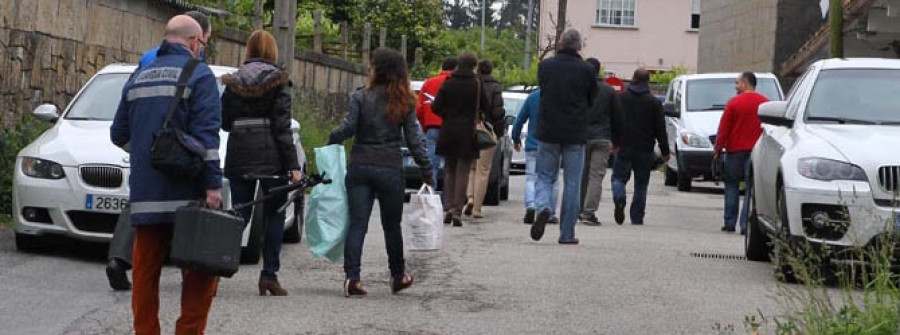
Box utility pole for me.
[481,0,486,53]
[274,0,297,74]
[829,0,844,58]
[524,0,535,69]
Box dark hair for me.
[741,71,757,88]
[457,52,478,73]
[632,68,650,84]
[441,57,458,71]
[368,47,416,124]
[586,58,601,75]
[477,60,494,75]
[184,11,211,34]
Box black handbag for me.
[474,78,498,150]
[149,58,206,179]
[170,202,246,277]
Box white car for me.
[662,73,784,191]
[503,92,529,173]
[13,64,306,264]
[745,58,900,279]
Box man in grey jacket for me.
[579,58,623,226]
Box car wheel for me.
[240,184,264,264]
[664,165,677,186]
[15,232,46,252]
[283,194,304,244]
[772,185,798,283]
[676,154,692,192]
[745,177,770,262]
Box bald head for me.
[632,67,650,84]
[164,15,202,43]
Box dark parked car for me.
[402,88,516,206]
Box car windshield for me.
[65,73,226,121]
[805,69,900,125]
[686,78,781,111]
[64,74,130,121]
[503,97,525,118]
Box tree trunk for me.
[555,0,567,45]
[254,0,264,30]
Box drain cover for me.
[690,252,747,261]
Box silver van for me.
[662,73,784,191]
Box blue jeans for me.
[611,148,656,223]
[425,128,443,190]
[525,150,558,214]
[344,164,406,280]
[231,178,288,280]
[724,151,752,230]
[535,140,585,242]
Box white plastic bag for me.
[404,184,444,251]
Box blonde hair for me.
[245,30,278,62]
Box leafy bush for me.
[0,115,51,216]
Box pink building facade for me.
[538,0,700,78]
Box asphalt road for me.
[0,172,788,334]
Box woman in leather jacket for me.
[221,30,301,296]
[328,47,433,298]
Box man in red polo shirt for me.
[714,72,768,235]
[417,57,457,186]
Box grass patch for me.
[716,202,900,334]
[0,214,11,230]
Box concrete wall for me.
[0,0,365,125]
[698,0,779,73]
[538,0,699,78]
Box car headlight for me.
[21,157,66,179]
[680,132,711,148]
[798,158,866,182]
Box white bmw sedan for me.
[745,58,900,279]
[13,64,306,263]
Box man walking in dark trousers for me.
[529,28,597,245]
[611,68,670,225]
[714,72,767,235]
[579,58,623,226]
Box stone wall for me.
[0,0,365,126]
[698,0,780,74]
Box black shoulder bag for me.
[150,58,207,179]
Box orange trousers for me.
[132,225,218,335]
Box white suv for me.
[662,73,784,191]
[745,58,900,279]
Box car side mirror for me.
[33,104,59,123]
[758,101,792,128]
[663,102,679,118]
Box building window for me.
[690,0,700,29]
[596,0,636,27]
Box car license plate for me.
[85,194,129,212]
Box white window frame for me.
[689,0,701,30]
[595,0,637,28]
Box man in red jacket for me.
[417,57,457,187]
[714,72,768,235]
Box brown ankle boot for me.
[258,278,288,296]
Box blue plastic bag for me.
[305,145,349,262]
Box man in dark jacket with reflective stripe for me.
[579,58,623,226]
[530,28,598,245]
[110,16,222,334]
[611,68,671,226]
[105,10,214,293]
